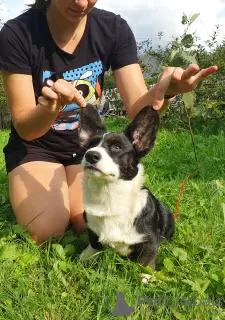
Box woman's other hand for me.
[153,64,218,111]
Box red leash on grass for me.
[173,174,196,221]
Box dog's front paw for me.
[141,273,152,284]
[80,244,100,263]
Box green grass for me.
[0,121,225,320]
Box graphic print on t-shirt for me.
[42,60,103,130]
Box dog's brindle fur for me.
[79,104,174,268]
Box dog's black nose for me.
[85,150,102,164]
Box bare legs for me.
[8,161,85,244]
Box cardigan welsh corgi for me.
[79,104,174,269]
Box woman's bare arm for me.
[1,71,61,140]
[113,64,172,119]
[1,71,86,141]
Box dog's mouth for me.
[84,164,116,178]
[84,164,102,174]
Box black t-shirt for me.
[0,7,138,164]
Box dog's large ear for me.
[124,106,160,158]
[79,104,107,145]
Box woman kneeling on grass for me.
[0,0,217,244]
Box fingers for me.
[40,86,62,113]
[152,64,218,111]
[170,65,199,83]
[180,65,218,83]
[202,65,218,76]
[41,86,59,100]
[151,68,189,110]
[71,86,87,108]
[42,79,87,108]
[38,95,54,108]
[182,65,218,91]
[180,64,200,80]
[192,65,218,82]
[37,95,61,114]
[171,67,186,81]
[52,79,87,108]
[153,69,174,109]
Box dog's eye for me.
[111,144,122,152]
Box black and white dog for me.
[79,104,174,269]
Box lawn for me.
[0,119,225,320]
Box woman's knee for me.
[24,208,70,244]
[8,161,71,244]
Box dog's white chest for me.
[86,214,144,256]
[83,173,148,256]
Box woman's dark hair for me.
[28,0,50,10]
